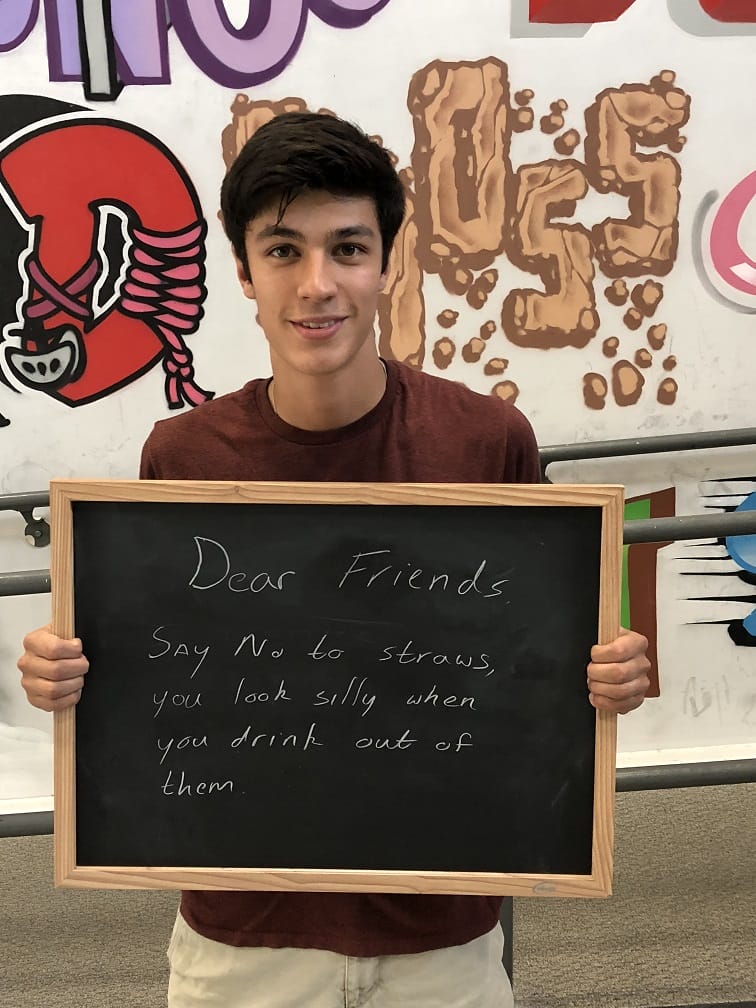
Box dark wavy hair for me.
[220,111,406,278]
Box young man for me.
[19,112,651,1008]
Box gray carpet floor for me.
[514,784,755,1008]
[1,784,754,1007]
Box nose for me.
[297,252,337,300]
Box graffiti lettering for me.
[409,59,512,276]
[168,1,308,91]
[44,0,168,87]
[699,0,756,21]
[0,0,38,52]
[584,82,690,278]
[502,160,598,349]
[35,0,391,98]
[168,0,391,88]
[528,0,637,23]
[0,3,750,97]
[226,67,690,411]
[77,0,122,101]
[529,0,756,24]
[708,172,756,301]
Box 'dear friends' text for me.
[187,538,509,600]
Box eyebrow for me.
[253,224,377,242]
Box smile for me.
[290,318,346,338]
[300,319,338,329]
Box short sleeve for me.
[139,431,159,479]
[505,407,541,484]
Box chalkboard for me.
[51,480,622,896]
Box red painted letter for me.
[529,0,638,23]
[699,1,756,22]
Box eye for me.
[335,243,365,258]
[268,244,297,259]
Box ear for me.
[233,251,255,300]
[377,264,389,295]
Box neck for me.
[267,352,387,431]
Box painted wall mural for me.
[702,172,756,311]
[623,490,677,697]
[0,94,211,428]
[1,2,755,102]
[0,1,393,99]
[1,0,754,769]
[222,66,691,412]
[682,480,756,647]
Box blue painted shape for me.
[726,491,756,574]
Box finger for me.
[588,663,652,689]
[590,639,643,665]
[22,625,85,662]
[588,677,648,713]
[20,674,84,713]
[17,651,89,683]
[590,627,648,665]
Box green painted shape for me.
[622,499,651,627]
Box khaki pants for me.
[167,911,514,1008]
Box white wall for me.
[1,0,755,810]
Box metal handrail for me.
[540,425,756,472]
[0,570,51,597]
[0,492,50,512]
[3,422,756,516]
[0,491,51,548]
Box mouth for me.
[290,317,346,340]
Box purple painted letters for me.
[44,0,80,79]
[110,1,170,84]
[166,0,391,88]
[166,1,308,89]
[45,0,169,84]
[310,0,393,28]
[39,0,391,94]
[0,0,38,53]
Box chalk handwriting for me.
[231,722,324,750]
[337,550,510,599]
[354,729,418,750]
[188,536,296,593]
[233,677,292,705]
[406,686,476,710]
[380,641,494,676]
[153,689,202,718]
[157,734,208,765]
[435,733,474,752]
[233,632,285,659]
[161,769,232,797]
[313,676,376,716]
[149,625,210,677]
[142,544,517,802]
[308,634,344,660]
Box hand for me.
[18,624,89,712]
[587,627,650,715]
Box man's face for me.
[236,191,388,381]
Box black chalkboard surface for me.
[51,481,622,896]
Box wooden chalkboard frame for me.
[51,480,622,897]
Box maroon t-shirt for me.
[140,359,540,957]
